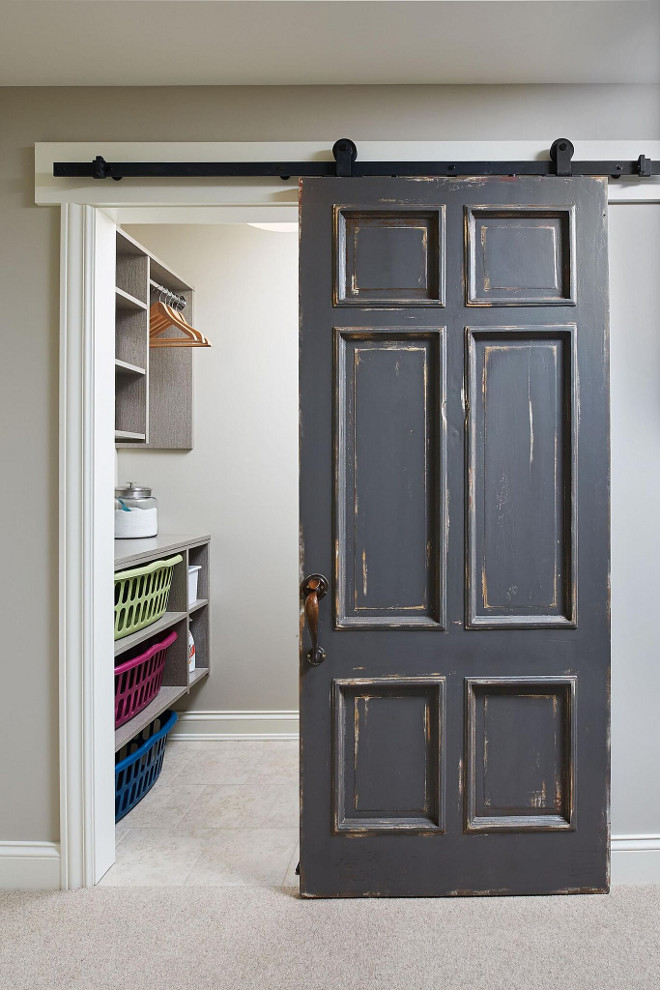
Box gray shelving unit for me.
[114,534,210,752]
[115,227,194,449]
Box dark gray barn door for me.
[299,176,609,897]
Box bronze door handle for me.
[301,573,329,665]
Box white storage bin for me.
[188,564,202,604]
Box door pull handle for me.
[301,573,329,666]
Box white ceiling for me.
[1,1,658,86]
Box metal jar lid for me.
[115,482,153,499]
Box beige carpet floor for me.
[1,884,659,990]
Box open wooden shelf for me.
[188,667,209,689]
[113,537,211,759]
[114,610,188,657]
[115,684,189,752]
[188,598,209,614]
[115,286,148,311]
[114,429,146,442]
[149,255,191,292]
[115,358,146,376]
[115,225,195,450]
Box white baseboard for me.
[0,842,61,890]
[611,835,660,885]
[170,709,299,740]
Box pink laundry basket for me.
[114,629,178,729]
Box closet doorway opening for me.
[106,216,300,887]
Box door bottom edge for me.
[297,885,610,899]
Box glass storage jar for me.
[114,483,159,539]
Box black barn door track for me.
[53,139,659,183]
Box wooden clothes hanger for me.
[149,300,211,348]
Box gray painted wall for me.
[610,203,660,835]
[0,82,658,843]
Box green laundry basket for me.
[114,554,183,640]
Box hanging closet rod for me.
[151,282,186,311]
[53,139,660,181]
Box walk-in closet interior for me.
[107,222,299,886]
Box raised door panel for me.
[334,207,446,306]
[335,329,446,629]
[465,206,576,306]
[465,677,576,832]
[333,677,446,833]
[466,326,577,628]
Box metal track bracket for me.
[550,138,574,177]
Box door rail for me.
[53,139,659,183]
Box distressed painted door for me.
[299,176,609,897]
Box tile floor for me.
[101,740,299,888]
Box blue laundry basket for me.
[115,710,178,822]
